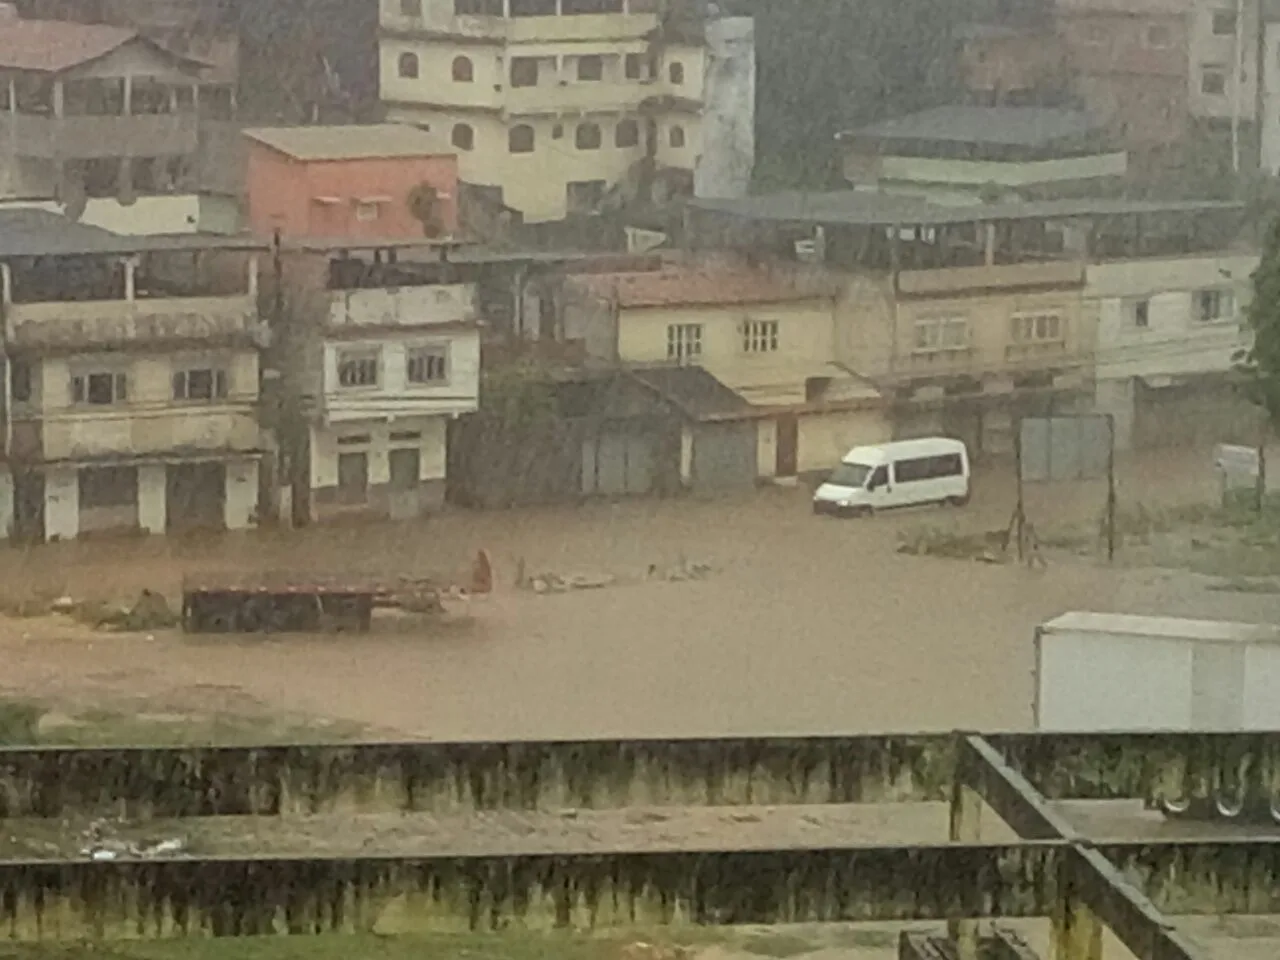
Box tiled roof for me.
[243,124,447,162]
[572,267,828,308]
[0,19,138,73]
[630,366,751,419]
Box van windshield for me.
[828,462,872,488]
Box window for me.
[355,201,380,222]
[400,0,421,13]
[511,57,539,87]
[407,346,449,384]
[666,323,703,361]
[1202,67,1227,95]
[1146,23,1172,48]
[455,0,503,12]
[397,52,420,79]
[452,56,474,82]
[615,118,639,147]
[337,452,369,504]
[562,0,623,11]
[172,368,228,401]
[551,122,564,139]
[452,122,475,150]
[510,0,556,14]
[79,466,137,509]
[913,317,968,351]
[625,53,644,79]
[71,371,128,406]
[868,465,889,490]
[742,319,779,353]
[1197,288,1235,322]
[337,434,371,445]
[894,454,964,483]
[669,124,686,148]
[1213,10,1236,35]
[1131,298,1151,328]
[1010,313,1063,343]
[10,360,31,403]
[577,55,603,81]
[575,121,602,149]
[668,61,685,84]
[509,123,535,153]
[338,351,379,388]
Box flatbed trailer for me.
[182,575,412,634]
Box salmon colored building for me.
[243,124,459,241]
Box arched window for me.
[668,61,684,85]
[452,56,474,82]
[452,123,475,150]
[615,118,639,148]
[397,52,420,79]
[669,124,686,148]
[575,122,602,150]
[509,123,535,153]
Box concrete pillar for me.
[123,74,132,115]
[948,782,982,960]
[983,222,996,266]
[44,467,78,542]
[0,469,13,540]
[1093,377,1135,452]
[52,80,63,118]
[1051,894,1104,960]
[137,464,166,534]
[1,261,11,304]
[124,258,136,301]
[225,459,258,530]
[247,254,259,299]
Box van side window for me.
[869,465,889,489]
[895,453,963,482]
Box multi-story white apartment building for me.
[0,211,265,541]
[377,0,714,223]
[280,245,481,521]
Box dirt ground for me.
[1,446,1277,742]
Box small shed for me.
[630,367,758,493]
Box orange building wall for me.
[246,143,459,241]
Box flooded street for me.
[0,447,1269,741]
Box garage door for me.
[166,462,225,531]
[691,422,756,491]
[583,429,655,496]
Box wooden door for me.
[775,414,799,477]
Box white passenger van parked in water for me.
[812,437,970,516]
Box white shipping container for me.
[1034,612,1280,732]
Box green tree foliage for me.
[1241,218,1280,428]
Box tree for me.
[1240,217,1280,430]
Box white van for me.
[812,437,970,516]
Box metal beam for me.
[0,845,1065,940]
[956,735,1078,841]
[0,735,955,818]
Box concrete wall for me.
[694,18,754,201]
[310,414,447,517]
[616,299,838,405]
[0,195,241,235]
[1264,22,1280,173]
[246,144,459,240]
[797,409,893,475]
[33,350,260,461]
[329,283,477,329]
[1187,0,1258,121]
[321,330,479,422]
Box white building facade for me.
[308,275,480,520]
[1089,252,1257,450]
[0,238,265,541]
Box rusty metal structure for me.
[1,730,1279,959]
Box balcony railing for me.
[328,284,478,329]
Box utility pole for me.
[1233,0,1247,173]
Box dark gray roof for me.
[838,106,1100,148]
[630,366,751,420]
[0,209,267,257]
[688,191,1244,228]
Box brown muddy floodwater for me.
[0,447,1272,741]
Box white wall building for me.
[305,264,480,520]
[1089,252,1257,450]
[0,219,265,541]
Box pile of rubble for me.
[517,557,715,595]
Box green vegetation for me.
[1240,216,1280,427]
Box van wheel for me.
[946,495,970,508]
